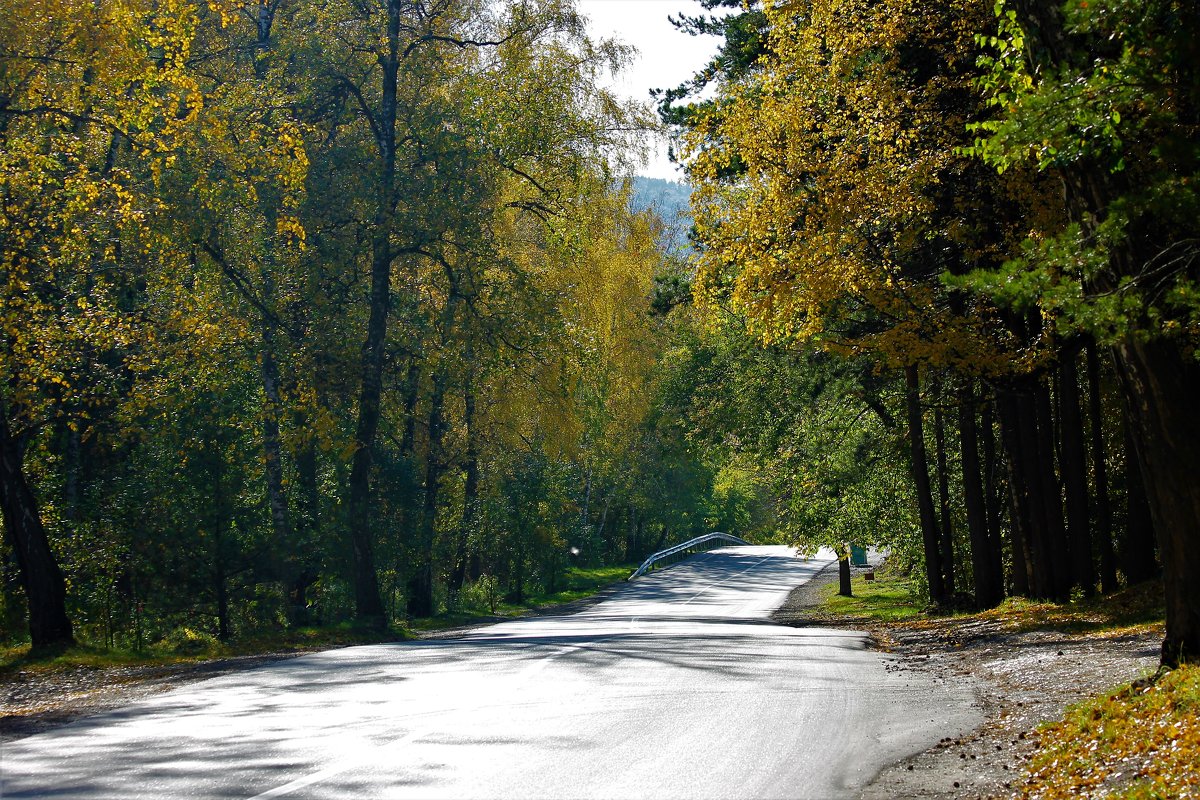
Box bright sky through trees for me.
[578,0,724,181]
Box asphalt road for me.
[0,546,979,799]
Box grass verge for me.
[407,564,634,631]
[0,622,400,679]
[815,563,1165,638]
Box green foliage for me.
[963,0,1200,344]
[0,0,742,648]
[461,575,502,614]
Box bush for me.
[461,575,502,614]
[155,626,221,655]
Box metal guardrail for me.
[627,532,751,580]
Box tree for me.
[0,0,208,648]
[969,0,1200,665]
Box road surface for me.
[0,546,979,799]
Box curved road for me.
[0,546,979,799]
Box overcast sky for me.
[576,0,725,182]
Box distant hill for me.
[628,177,693,255]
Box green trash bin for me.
[850,545,869,567]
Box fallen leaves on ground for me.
[1018,664,1200,799]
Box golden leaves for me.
[1019,665,1200,799]
[685,0,1020,371]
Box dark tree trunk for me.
[209,443,232,642]
[904,365,945,604]
[63,421,81,522]
[214,538,230,643]
[933,395,956,597]
[286,408,322,625]
[407,366,448,618]
[1035,382,1071,601]
[399,360,421,459]
[1114,338,1200,665]
[838,551,853,597]
[960,381,1002,608]
[0,408,74,649]
[345,0,404,626]
[1120,407,1159,586]
[996,391,1033,597]
[1086,343,1118,593]
[624,506,639,563]
[1059,348,1095,596]
[980,395,1006,595]
[450,377,478,594]
[1014,389,1057,598]
[259,302,292,578]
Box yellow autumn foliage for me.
[684,0,1031,374]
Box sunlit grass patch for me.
[0,642,187,676]
[405,564,635,632]
[0,623,401,677]
[1019,664,1200,799]
[974,582,1165,637]
[820,569,925,623]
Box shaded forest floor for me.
[773,560,1180,799]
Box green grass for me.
[818,568,926,623]
[406,564,635,632]
[814,562,1165,637]
[0,621,401,678]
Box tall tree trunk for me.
[1086,343,1118,593]
[960,381,1002,608]
[450,376,478,594]
[345,0,403,626]
[624,506,639,563]
[1034,382,1071,602]
[289,409,321,625]
[1014,389,1056,598]
[904,365,945,605]
[63,420,81,522]
[399,359,421,458]
[1120,412,1158,586]
[980,395,1006,594]
[1059,348,1095,596]
[260,300,292,579]
[1114,339,1200,665]
[407,280,460,617]
[838,548,853,597]
[209,441,232,642]
[997,390,1034,596]
[407,366,447,618]
[933,394,956,597]
[0,407,74,649]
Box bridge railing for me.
[627,532,751,580]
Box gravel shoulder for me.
[772,562,1162,799]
